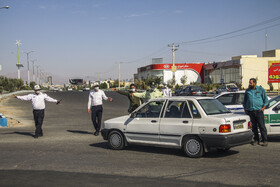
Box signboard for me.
[268,61,280,83]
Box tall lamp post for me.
[15,40,23,79]
[24,51,35,86]
[31,59,37,82]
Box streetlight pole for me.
[15,40,23,79]
[118,62,120,89]
[24,51,35,87]
[168,43,179,85]
[31,59,37,82]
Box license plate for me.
[233,123,244,129]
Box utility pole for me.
[36,65,39,84]
[97,72,100,82]
[24,51,35,87]
[118,62,120,89]
[168,43,179,83]
[15,40,23,79]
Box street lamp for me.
[15,40,24,79]
[24,51,35,87]
[30,59,37,82]
[0,6,9,9]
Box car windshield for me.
[198,99,231,115]
[267,95,280,108]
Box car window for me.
[164,101,191,118]
[198,99,231,115]
[217,93,235,105]
[267,95,280,109]
[236,93,244,105]
[134,101,164,118]
[188,101,201,118]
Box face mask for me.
[130,88,136,93]
[94,87,99,91]
[35,90,40,95]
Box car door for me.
[265,103,280,135]
[159,100,193,146]
[124,100,165,144]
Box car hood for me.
[104,115,130,128]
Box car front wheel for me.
[108,130,125,150]
[182,136,204,158]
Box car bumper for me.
[101,129,110,140]
[199,131,253,149]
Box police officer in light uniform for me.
[87,82,113,136]
[13,85,61,138]
[162,83,172,97]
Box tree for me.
[167,78,176,88]
[180,75,188,85]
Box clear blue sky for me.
[1,0,280,83]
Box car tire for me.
[182,136,204,158]
[108,130,125,150]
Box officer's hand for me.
[108,97,113,102]
[131,93,134,98]
[12,94,17,98]
[87,109,91,114]
[56,100,61,105]
[260,107,265,112]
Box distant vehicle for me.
[101,96,253,158]
[83,87,90,91]
[176,86,206,96]
[174,85,187,96]
[215,83,239,94]
[67,87,73,91]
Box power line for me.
[177,15,280,45]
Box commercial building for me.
[204,49,280,89]
[135,58,204,85]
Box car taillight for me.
[202,91,206,94]
[248,121,252,129]
[219,124,231,133]
[192,92,196,94]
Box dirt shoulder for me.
[0,96,33,128]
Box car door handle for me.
[183,121,189,124]
[151,120,157,123]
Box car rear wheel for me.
[108,130,125,150]
[182,136,204,158]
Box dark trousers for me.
[91,105,103,132]
[33,109,45,136]
[248,110,267,142]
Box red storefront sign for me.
[147,63,204,74]
[268,61,280,83]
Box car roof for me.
[150,96,214,102]
[214,90,245,98]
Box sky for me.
[0,0,280,84]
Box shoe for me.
[262,142,268,147]
[34,135,39,139]
[94,131,99,136]
[250,140,259,146]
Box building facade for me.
[135,62,204,85]
[204,49,280,90]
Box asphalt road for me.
[0,91,280,187]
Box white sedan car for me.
[101,96,253,158]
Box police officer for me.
[243,78,269,146]
[87,82,113,136]
[132,82,163,102]
[13,85,61,139]
[162,83,172,97]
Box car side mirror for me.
[273,104,280,111]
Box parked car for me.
[215,83,239,94]
[67,87,73,91]
[83,87,90,91]
[215,92,278,135]
[176,86,207,96]
[101,96,253,158]
[214,91,271,113]
[174,85,187,96]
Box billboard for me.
[268,61,280,83]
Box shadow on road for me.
[90,143,239,158]
[13,131,34,138]
[67,130,93,135]
[268,136,280,142]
